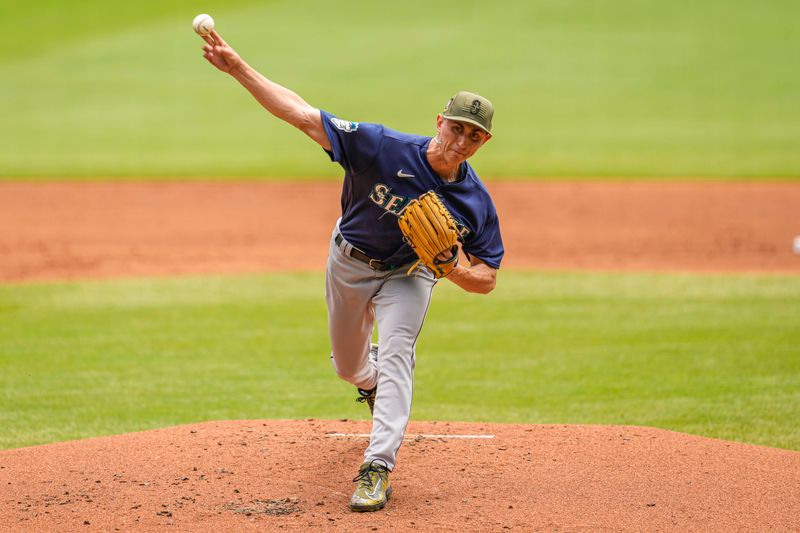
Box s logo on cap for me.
[470,100,482,115]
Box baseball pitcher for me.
[199,29,504,512]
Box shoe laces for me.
[352,459,389,487]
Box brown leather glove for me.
[398,191,460,278]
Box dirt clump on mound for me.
[1,419,798,531]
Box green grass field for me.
[1,0,799,178]
[2,272,798,451]
[2,0,798,460]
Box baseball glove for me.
[398,191,460,278]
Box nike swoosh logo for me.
[396,170,415,178]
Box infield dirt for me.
[1,181,798,282]
[1,181,799,531]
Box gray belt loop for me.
[336,232,351,255]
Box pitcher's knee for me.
[334,365,359,385]
[331,354,374,387]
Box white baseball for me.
[192,14,215,36]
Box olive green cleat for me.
[349,460,392,512]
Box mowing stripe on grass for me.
[1,271,798,450]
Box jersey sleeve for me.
[320,110,384,175]
[462,206,504,269]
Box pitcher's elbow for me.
[476,279,496,294]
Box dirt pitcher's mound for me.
[1,420,798,532]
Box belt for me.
[335,233,394,271]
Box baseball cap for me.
[442,91,494,133]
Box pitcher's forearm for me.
[230,63,310,127]
[446,262,497,294]
[228,62,329,148]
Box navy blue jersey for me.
[321,110,504,269]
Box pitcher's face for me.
[433,115,492,166]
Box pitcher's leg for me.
[364,272,436,470]
[325,235,379,391]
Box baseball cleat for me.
[349,459,392,512]
[356,344,379,414]
[356,386,376,414]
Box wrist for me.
[228,60,249,77]
[447,263,466,279]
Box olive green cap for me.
[442,91,494,133]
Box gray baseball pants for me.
[325,222,436,470]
